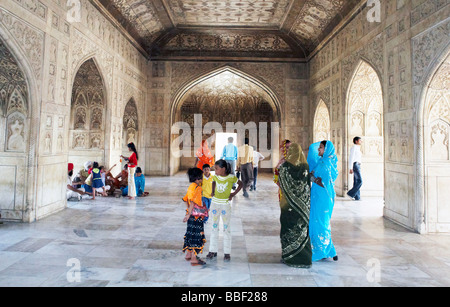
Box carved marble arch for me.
[313,100,331,143]
[425,53,450,162]
[174,69,278,140]
[0,38,28,153]
[346,59,384,197]
[347,60,384,156]
[123,98,139,148]
[171,66,282,126]
[70,58,106,150]
[172,67,280,155]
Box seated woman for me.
[113,164,128,189]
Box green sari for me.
[278,143,312,268]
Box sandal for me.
[206,252,217,260]
[191,257,206,266]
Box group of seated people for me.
[67,161,147,201]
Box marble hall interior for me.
[0,0,449,287]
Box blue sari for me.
[307,141,338,261]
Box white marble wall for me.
[309,0,450,233]
[0,0,148,222]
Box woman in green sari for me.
[278,143,312,268]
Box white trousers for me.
[128,167,136,197]
[209,200,232,254]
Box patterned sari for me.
[278,143,312,268]
[307,141,338,261]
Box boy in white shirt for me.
[347,137,363,201]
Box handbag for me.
[191,186,209,218]
[192,203,209,218]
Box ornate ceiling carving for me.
[93,0,360,60]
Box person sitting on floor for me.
[121,167,148,197]
[67,163,85,201]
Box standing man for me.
[237,138,254,198]
[251,146,265,191]
[221,137,238,176]
[347,137,363,201]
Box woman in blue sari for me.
[307,140,339,262]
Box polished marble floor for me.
[1,173,450,287]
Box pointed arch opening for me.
[422,52,450,233]
[69,58,107,171]
[0,36,31,221]
[346,60,384,197]
[170,66,282,175]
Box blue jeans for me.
[347,163,362,200]
[252,167,258,189]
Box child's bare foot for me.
[185,251,192,261]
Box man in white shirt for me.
[347,137,363,201]
[250,146,265,191]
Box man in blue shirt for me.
[221,137,238,178]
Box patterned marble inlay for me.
[291,0,346,48]
[99,0,355,57]
[164,0,293,27]
[165,33,292,52]
[109,0,164,39]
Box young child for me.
[95,166,111,196]
[182,168,207,266]
[202,164,213,222]
[135,167,148,197]
[206,160,243,261]
[91,162,106,199]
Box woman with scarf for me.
[307,140,339,262]
[278,143,312,268]
[194,140,215,170]
[274,140,292,200]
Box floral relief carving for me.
[0,8,45,81]
[313,100,331,143]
